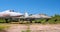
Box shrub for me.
[55,21,60,24]
[41,19,46,24]
[47,19,56,24]
[32,20,36,23]
[0,19,5,23]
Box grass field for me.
[0,23,10,32]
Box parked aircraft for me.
[0,10,23,17]
[0,10,51,23]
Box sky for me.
[0,0,60,16]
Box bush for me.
[47,19,56,24]
[35,19,41,23]
[55,21,60,24]
[0,19,5,23]
[34,19,46,24]
[41,19,46,24]
[32,21,35,23]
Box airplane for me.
[0,10,51,23]
[0,10,23,23]
[0,10,23,17]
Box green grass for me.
[0,24,10,32]
[0,24,10,30]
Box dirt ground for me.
[0,24,60,32]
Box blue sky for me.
[0,0,60,16]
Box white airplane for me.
[0,10,23,17]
